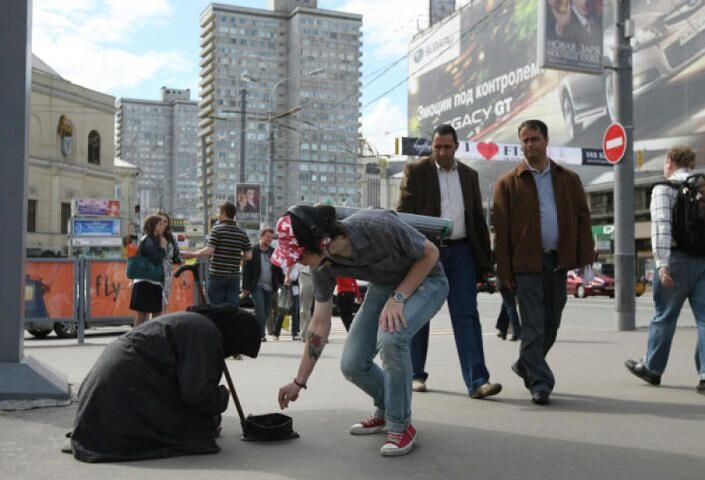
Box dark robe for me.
[70,311,258,463]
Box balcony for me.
[198,116,214,130]
[199,51,214,68]
[199,72,214,89]
[200,29,215,49]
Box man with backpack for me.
[625,146,705,394]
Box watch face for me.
[393,291,406,303]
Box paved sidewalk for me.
[2,295,704,479]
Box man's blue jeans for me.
[340,274,448,433]
[251,286,273,337]
[410,242,490,394]
[207,274,241,308]
[645,251,705,376]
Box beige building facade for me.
[27,55,124,256]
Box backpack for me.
[659,174,705,256]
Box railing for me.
[24,258,203,344]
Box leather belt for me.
[542,248,558,255]
[438,237,467,248]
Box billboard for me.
[73,198,120,217]
[72,218,121,237]
[538,0,604,74]
[408,0,705,168]
[430,0,456,26]
[235,183,261,231]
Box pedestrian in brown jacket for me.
[493,119,594,405]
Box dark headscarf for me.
[186,303,261,358]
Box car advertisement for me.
[408,0,705,166]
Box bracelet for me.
[293,378,307,390]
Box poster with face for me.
[235,183,261,230]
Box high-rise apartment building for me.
[199,0,362,225]
[116,87,200,221]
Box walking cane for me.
[221,360,246,432]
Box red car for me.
[566,270,615,298]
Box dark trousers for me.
[336,291,356,331]
[514,253,567,394]
[495,287,521,338]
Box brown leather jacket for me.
[397,156,492,276]
[493,160,594,283]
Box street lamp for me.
[266,68,325,225]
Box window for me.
[61,202,71,234]
[88,131,100,164]
[28,199,37,233]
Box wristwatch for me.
[391,291,408,304]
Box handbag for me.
[126,248,163,283]
[277,285,293,311]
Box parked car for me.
[476,275,497,294]
[559,0,705,139]
[566,269,615,298]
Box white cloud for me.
[361,98,407,155]
[337,0,428,58]
[32,0,190,93]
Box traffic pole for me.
[0,0,69,400]
[613,0,636,331]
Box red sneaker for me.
[349,414,386,435]
[380,424,417,457]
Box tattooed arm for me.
[278,299,333,409]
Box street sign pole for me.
[613,0,636,331]
[0,0,69,400]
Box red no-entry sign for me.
[603,123,627,165]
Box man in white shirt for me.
[625,146,705,394]
[398,124,501,399]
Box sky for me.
[31,0,432,155]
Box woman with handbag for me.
[129,215,168,327]
[156,210,183,311]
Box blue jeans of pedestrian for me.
[251,286,273,338]
[410,242,490,394]
[645,251,705,376]
[207,274,240,308]
[340,274,448,433]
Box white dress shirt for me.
[436,159,467,240]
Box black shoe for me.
[625,359,661,385]
[510,335,520,342]
[697,380,705,394]
[497,331,507,340]
[531,390,550,405]
[511,361,526,379]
